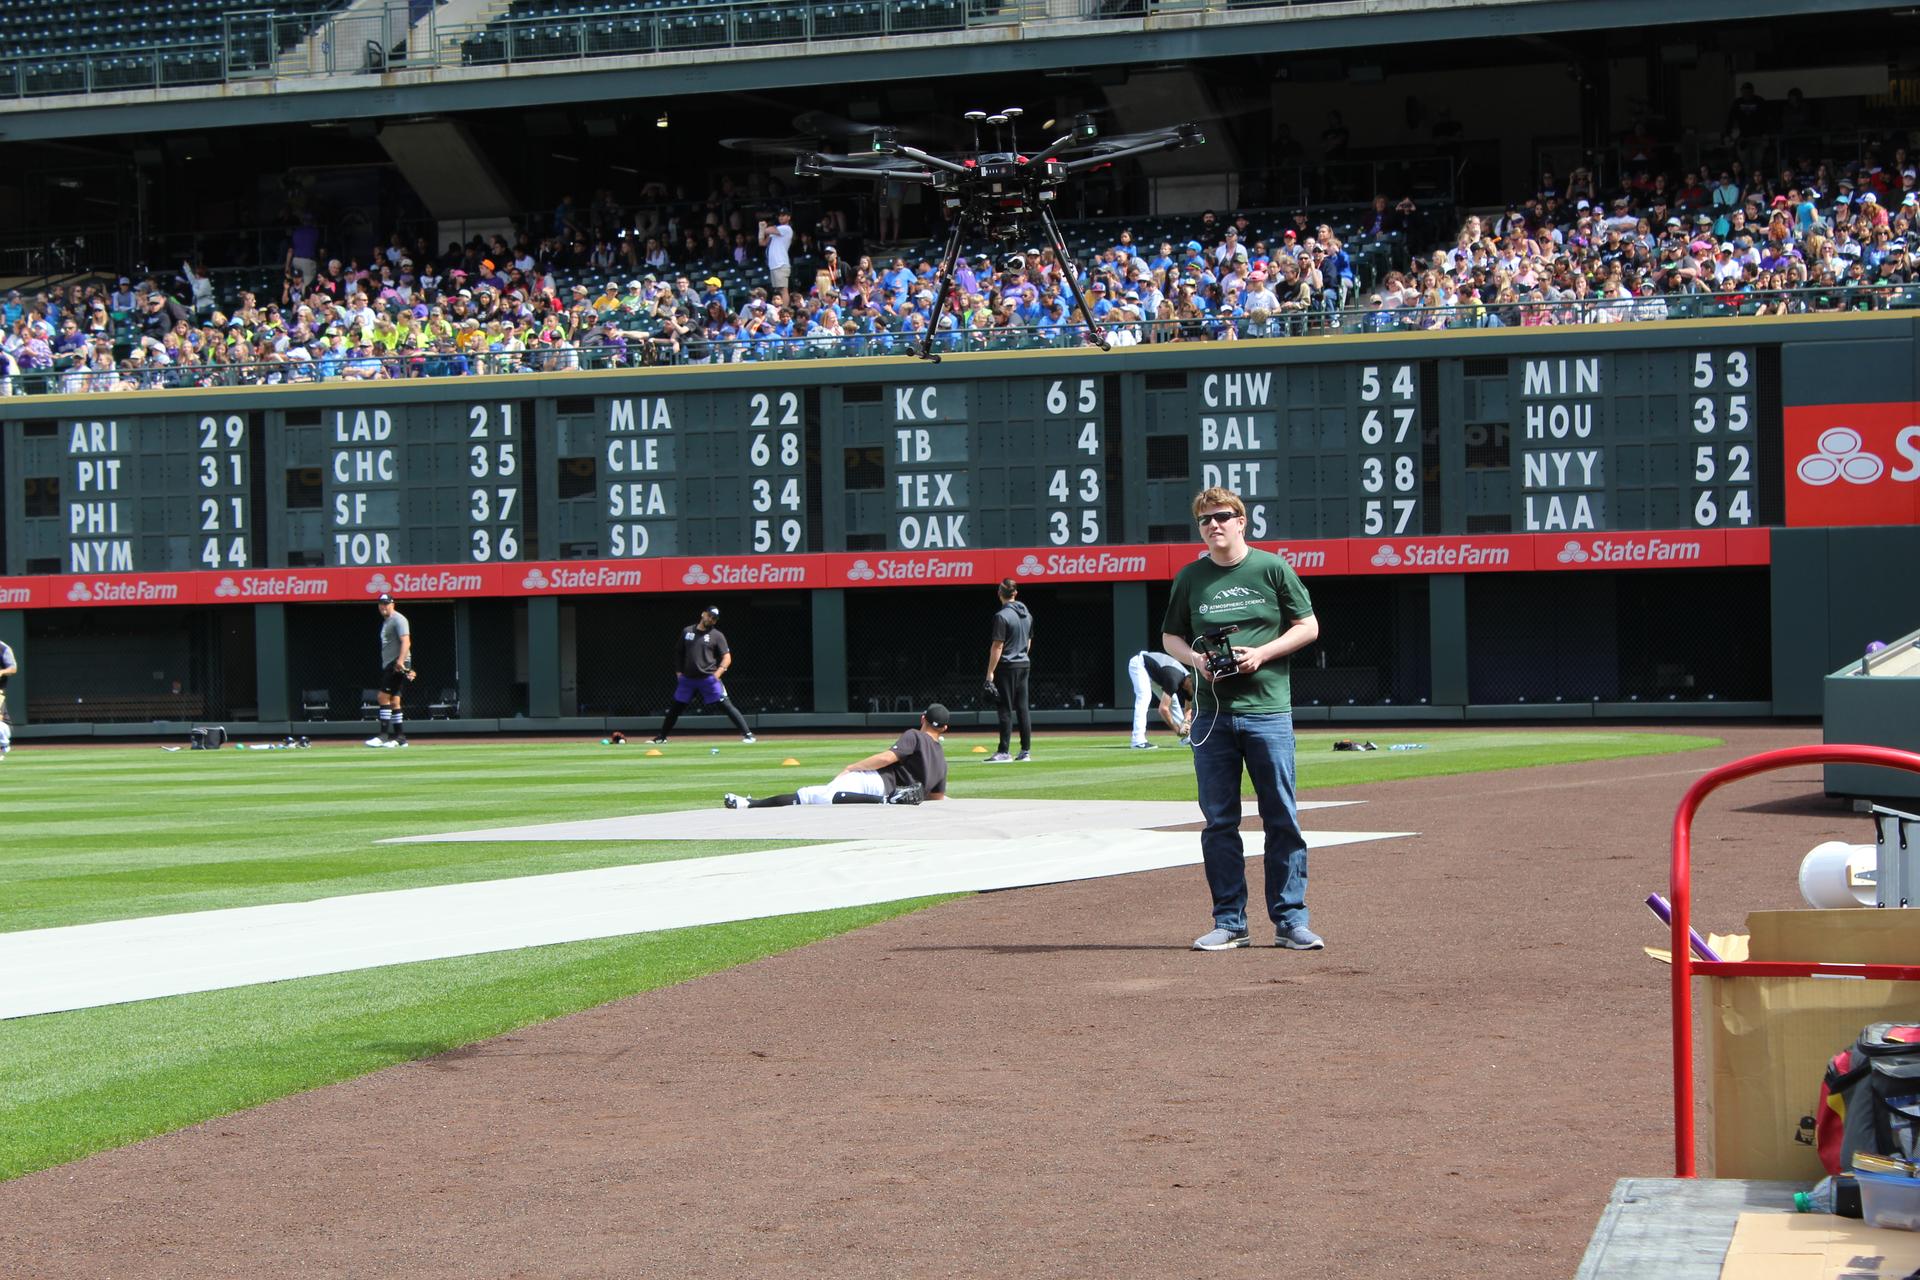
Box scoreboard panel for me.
[2,322,1863,590]
[549,387,817,560]
[0,410,263,574]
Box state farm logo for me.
[521,568,550,590]
[1015,554,1046,577]
[682,564,711,585]
[364,573,393,595]
[845,559,876,581]
[214,576,241,597]
[67,581,92,602]
[1798,427,1884,486]
[1555,541,1591,564]
[1370,545,1403,567]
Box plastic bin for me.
[1858,1168,1920,1232]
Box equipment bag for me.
[1816,1022,1920,1175]
[189,725,227,750]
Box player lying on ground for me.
[724,704,950,809]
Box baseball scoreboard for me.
[0,323,1849,589]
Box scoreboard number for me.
[197,413,249,568]
[1044,378,1102,545]
[1356,363,1420,537]
[747,389,807,553]
[465,403,522,560]
[1685,349,1757,528]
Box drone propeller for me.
[719,136,819,158]
[808,151,909,168]
[1055,124,1198,157]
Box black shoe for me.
[650,735,668,745]
[885,783,926,805]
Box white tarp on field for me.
[0,800,1412,1020]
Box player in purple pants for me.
[651,605,756,744]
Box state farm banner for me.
[1528,531,1737,572]
[505,561,655,597]
[826,550,1000,587]
[1344,535,1535,576]
[1,530,1777,610]
[658,555,827,591]
[1253,539,1352,577]
[0,577,47,609]
[46,572,205,608]
[1784,403,1920,527]
[995,546,1171,583]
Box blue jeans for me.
[1190,710,1308,934]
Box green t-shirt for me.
[1160,547,1315,715]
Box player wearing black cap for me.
[367,593,413,748]
[723,705,949,809]
[652,605,756,744]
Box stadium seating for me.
[460,0,964,65]
[0,0,355,92]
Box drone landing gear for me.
[913,217,968,362]
[1036,205,1110,353]
[910,206,1109,362]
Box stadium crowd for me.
[1,140,1913,392]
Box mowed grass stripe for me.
[0,732,1715,934]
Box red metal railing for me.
[1670,743,1920,1176]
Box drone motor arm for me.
[887,143,975,177]
[1060,125,1205,174]
[1024,131,1079,167]
[799,160,939,183]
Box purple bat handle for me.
[1646,892,1723,963]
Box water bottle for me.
[1794,1174,1863,1217]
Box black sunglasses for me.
[1196,510,1241,525]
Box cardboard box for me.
[1722,1210,1920,1280]
[1707,910,1920,1180]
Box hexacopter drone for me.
[766,109,1205,361]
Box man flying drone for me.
[778,109,1205,361]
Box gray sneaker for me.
[884,783,925,806]
[1277,925,1325,950]
[1014,750,1032,762]
[1192,927,1250,951]
[1129,742,1158,750]
[983,752,1013,764]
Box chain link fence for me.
[23,604,249,723]
[286,600,457,724]
[845,584,1115,717]
[572,592,813,718]
[1468,569,1769,705]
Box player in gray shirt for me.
[983,578,1033,763]
[369,593,413,747]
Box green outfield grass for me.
[0,727,1717,1180]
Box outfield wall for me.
[3,313,1917,733]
